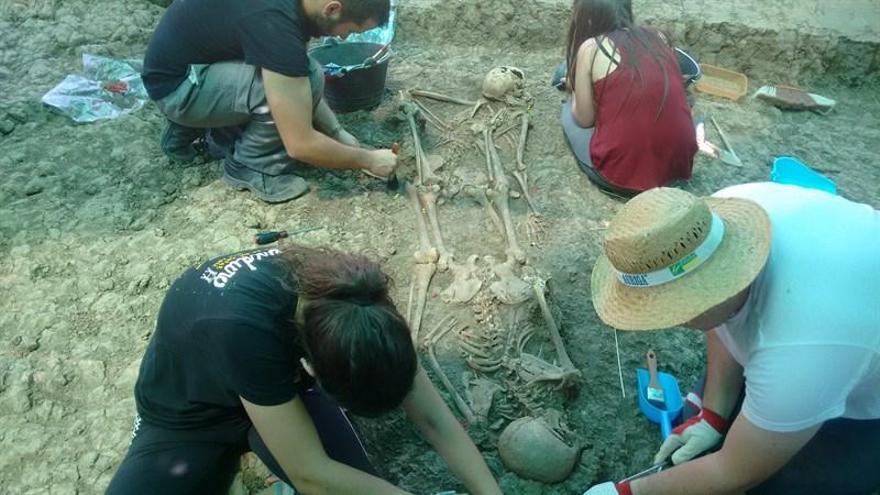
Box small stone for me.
[21,337,40,353]
[48,481,78,494]
[0,385,32,414]
[24,180,43,196]
[115,213,135,229]
[244,217,262,229]
[78,452,99,470]
[76,360,106,387]
[30,399,57,423]
[7,106,27,123]
[0,119,14,134]
[128,274,152,293]
[110,147,125,162]
[66,31,86,48]
[130,216,149,231]
[9,150,26,163]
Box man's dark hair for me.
[340,0,391,26]
[278,245,416,417]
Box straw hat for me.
[591,188,771,331]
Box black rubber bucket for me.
[675,48,702,88]
[309,41,390,113]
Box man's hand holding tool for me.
[363,142,400,180]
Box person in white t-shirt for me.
[581,183,880,495]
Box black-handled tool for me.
[253,226,323,246]
[254,231,289,245]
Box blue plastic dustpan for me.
[770,156,837,195]
[636,368,684,439]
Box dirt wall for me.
[397,0,880,84]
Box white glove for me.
[654,407,728,465]
[583,481,628,495]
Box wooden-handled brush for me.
[646,350,666,407]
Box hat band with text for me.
[616,213,726,288]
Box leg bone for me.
[512,170,540,216]
[423,318,478,424]
[513,112,541,216]
[411,98,451,132]
[401,100,441,186]
[418,185,453,272]
[463,185,504,236]
[515,112,530,171]
[481,129,494,183]
[406,182,438,344]
[532,280,580,377]
[486,131,525,264]
[407,182,439,263]
[410,264,436,345]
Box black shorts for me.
[106,389,375,494]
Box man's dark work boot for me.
[222,158,309,204]
[205,126,241,160]
[161,120,206,162]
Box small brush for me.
[646,350,666,407]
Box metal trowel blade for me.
[718,148,743,167]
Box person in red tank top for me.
[560,0,696,197]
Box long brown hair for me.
[277,244,416,417]
[565,0,674,119]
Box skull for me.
[498,416,578,483]
[481,66,525,101]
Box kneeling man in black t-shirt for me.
[106,245,502,494]
[143,0,399,203]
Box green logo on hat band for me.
[669,253,699,276]
[615,213,726,288]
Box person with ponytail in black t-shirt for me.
[107,245,501,495]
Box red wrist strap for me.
[700,407,729,433]
[615,480,633,495]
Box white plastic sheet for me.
[41,54,148,123]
